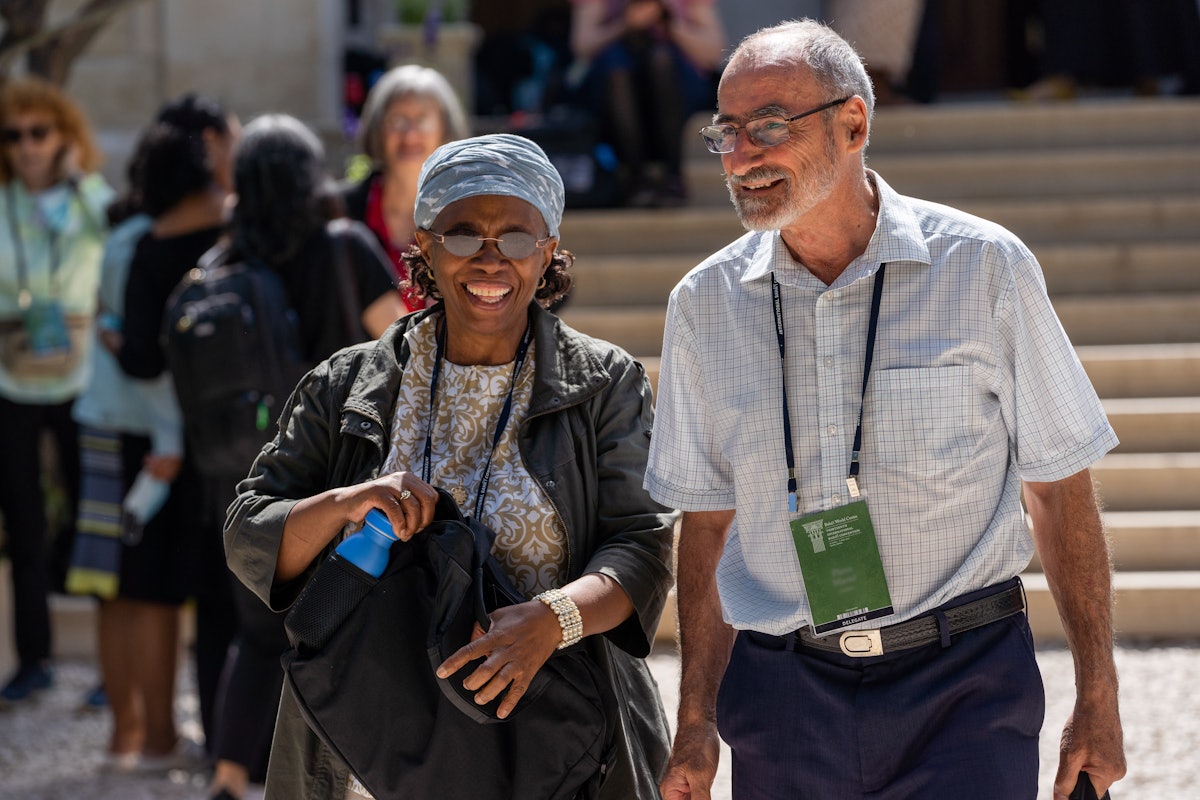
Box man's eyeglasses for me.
[699,97,852,154]
[2,125,52,145]
[427,231,551,260]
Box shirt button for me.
[545,480,556,489]
[831,494,842,505]
[827,425,838,436]
[823,357,834,368]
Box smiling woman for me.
[224,133,675,800]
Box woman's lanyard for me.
[771,263,887,513]
[421,314,534,520]
[5,182,61,310]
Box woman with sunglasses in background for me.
[339,64,469,312]
[225,134,674,799]
[0,77,112,707]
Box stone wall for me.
[60,0,342,188]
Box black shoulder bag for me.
[282,489,618,800]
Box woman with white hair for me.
[340,64,470,311]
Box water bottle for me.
[335,509,396,578]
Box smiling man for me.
[645,19,1126,800]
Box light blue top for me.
[72,213,184,455]
[0,173,112,403]
[646,171,1118,634]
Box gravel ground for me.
[0,641,1195,799]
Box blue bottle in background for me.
[335,509,396,578]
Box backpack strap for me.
[328,219,364,343]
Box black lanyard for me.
[421,314,534,520]
[771,263,887,512]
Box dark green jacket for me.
[225,303,676,799]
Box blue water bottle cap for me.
[362,508,395,540]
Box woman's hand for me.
[143,453,183,483]
[347,471,439,542]
[435,598,563,719]
[276,471,439,582]
[434,573,635,719]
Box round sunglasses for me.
[427,230,551,260]
[2,124,52,145]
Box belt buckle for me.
[838,629,883,657]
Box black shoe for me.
[0,661,54,708]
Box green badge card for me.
[790,499,894,635]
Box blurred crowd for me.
[0,63,455,800]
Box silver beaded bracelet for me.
[533,588,584,649]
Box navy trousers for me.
[717,583,1045,799]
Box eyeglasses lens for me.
[385,115,437,135]
[439,232,542,259]
[701,118,792,154]
[2,125,51,144]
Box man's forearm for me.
[1023,469,1118,689]
[674,510,737,727]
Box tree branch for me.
[0,0,149,82]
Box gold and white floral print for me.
[383,315,566,596]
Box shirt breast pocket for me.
[865,366,981,474]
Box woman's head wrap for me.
[413,133,565,237]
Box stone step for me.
[1104,397,1200,453]
[566,242,1200,309]
[1054,293,1200,346]
[1028,511,1200,572]
[1036,242,1200,296]
[558,196,1200,257]
[634,343,1200,402]
[684,99,1200,160]
[683,147,1200,206]
[1022,571,1200,644]
[1092,452,1200,512]
[560,295,1200,359]
[1080,344,1200,399]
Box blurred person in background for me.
[67,126,189,772]
[0,77,111,708]
[200,112,402,800]
[568,0,726,207]
[102,92,238,770]
[339,64,469,312]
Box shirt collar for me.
[738,169,932,286]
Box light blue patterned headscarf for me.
[413,133,565,237]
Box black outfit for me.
[0,396,79,662]
[207,219,396,780]
[337,173,373,225]
[118,224,231,745]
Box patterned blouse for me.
[380,313,568,597]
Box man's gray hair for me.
[727,19,876,125]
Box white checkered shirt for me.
[646,171,1118,635]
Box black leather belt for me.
[759,583,1026,658]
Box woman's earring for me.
[537,275,547,291]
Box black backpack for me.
[163,247,310,479]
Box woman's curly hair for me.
[401,244,575,308]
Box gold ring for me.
[398,489,412,501]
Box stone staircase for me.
[555,98,1200,644]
